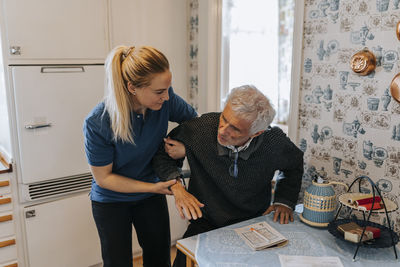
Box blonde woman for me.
[83,46,197,267]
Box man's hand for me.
[151,179,177,195]
[263,204,293,224]
[164,137,186,159]
[170,183,204,220]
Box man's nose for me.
[219,124,228,135]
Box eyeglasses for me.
[229,149,239,178]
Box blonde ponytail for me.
[104,46,170,144]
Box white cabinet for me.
[109,0,188,98]
[10,65,104,185]
[1,0,108,63]
[110,0,187,48]
[23,192,102,267]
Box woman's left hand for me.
[164,137,186,159]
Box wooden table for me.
[176,235,197,267]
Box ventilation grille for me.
[25,173,93,201]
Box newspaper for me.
[234,221,288,250]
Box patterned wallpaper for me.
[298,0,400,234]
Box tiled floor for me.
[132,245,177,267]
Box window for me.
[220,0,294,125]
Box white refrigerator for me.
[8,65,104,267]
[10,65,104,200]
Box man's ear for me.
[250,130,265,139]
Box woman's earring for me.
[132,91,136,96]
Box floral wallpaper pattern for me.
[299,0,400,235]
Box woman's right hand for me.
[152,179,177,195]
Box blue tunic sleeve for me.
[83,103,114,167]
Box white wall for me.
[0,35,11,159]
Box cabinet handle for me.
[9,46,21,55]
[0,239,15,248]
[0,214,12,222]
[25,210,36,218]
[4,263,18,267]
[41,66,85,73]
[0,180,10,187]
[25,123,52,130]
[0,197,11,205]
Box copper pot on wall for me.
[350,49,377,76]
[390,73,400,103]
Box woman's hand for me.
[164,137,186,159]
[151,179,177,195]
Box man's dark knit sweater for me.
[153,112,304,227]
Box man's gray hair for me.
[225,85,276,134]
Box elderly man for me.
[153,85,303,267]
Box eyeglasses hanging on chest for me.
[229,149,239,178]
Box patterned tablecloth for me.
[195,213,399,267]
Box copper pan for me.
[350,49,376,76]
[391,73,400,103]
[397,21,400,41]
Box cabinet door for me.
[109,0,188,97]
[3,0,108,61]
[11,65,104,184]
[24,193,102,267]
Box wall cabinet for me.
[1,0,108,63]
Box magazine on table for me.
[234,221,288,250]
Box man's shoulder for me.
[260,126,303,156]
[262,126,287,140]
[169,112,219,142]
[259,126,296,148]
[182,112,220,128]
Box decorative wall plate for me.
[327,40,339,53]
[390,73,400,103]
[350,49,376,76]
[374,147,388,160]
[321,126,333,139]
[383,50,398,63]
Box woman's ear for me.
[127,82,136,95]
